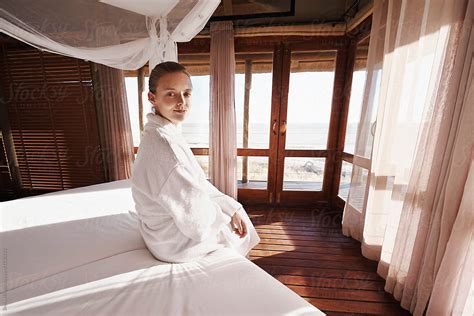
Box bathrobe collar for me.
[145,112,182,135]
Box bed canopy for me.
[0,0,220,71]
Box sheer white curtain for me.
[342,0,473,314]
[0,0,219,71]
[209,21,238,199]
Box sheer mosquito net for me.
[0,0,219,71]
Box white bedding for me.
[0,180,324,315]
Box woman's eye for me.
[167,92,175,97]
[184,92,191,97]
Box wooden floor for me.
[247,207,411,316]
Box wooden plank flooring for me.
[247,207,411,316]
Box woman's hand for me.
[230,211,247,238]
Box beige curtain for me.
[342,0,473,315]
[209,21,238,199]
[93,64,135,181]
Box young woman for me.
[131,61,261,263]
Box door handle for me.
[370,120,377,136]
[272,120,277,135]
[280,120,287,135]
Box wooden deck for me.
[247,207,411,316]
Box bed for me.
[0,180,324,315]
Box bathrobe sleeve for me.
[202,178,244,218]
[156,163,229,242]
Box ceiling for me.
[208,0,373,29]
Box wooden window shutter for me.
[0,43,105,194]
[0,131,16,200]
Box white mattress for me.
[0,180,324,315]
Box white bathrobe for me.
[131,112,261,263]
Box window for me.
[344,36,369,155]
[283,157,325,191]
[235,52,273,189]
[338,161,353,201]
[286,51,336,150]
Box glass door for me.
[236,43,344,206]
[273,46,339,205]
[235,51,275,204]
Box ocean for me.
[181,122,358,152]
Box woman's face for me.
[148,71,192,125]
